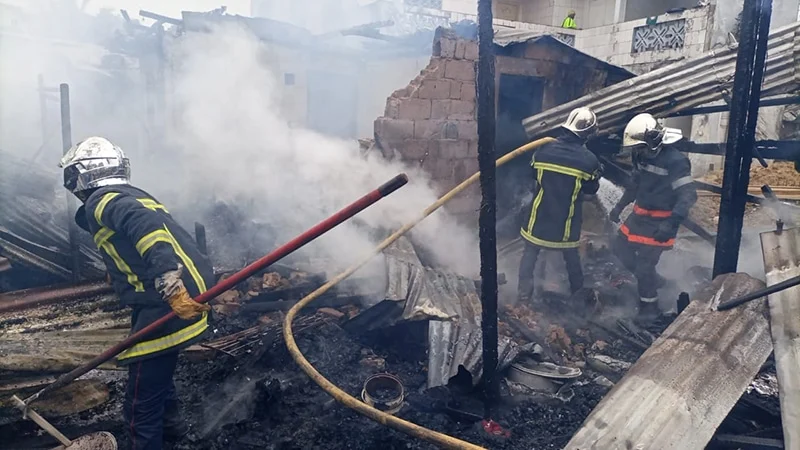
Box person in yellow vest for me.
[562,10,578,29]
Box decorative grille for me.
[632,19,686,53]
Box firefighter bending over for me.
[59,137,214,450]
[518,107,602,304]
[608,114,697,322]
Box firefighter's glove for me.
[653,219,679,243]
[156,267,209,320]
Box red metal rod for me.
[23,173,408,405]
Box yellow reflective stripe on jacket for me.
[94,227,145,292]
[134,226,208,294]
[135,229,172,256]
[94,227,115,247]
[117,312,208,361]
[563,177,583,240]
[94,192,119,227]
[164,226,207,293]
[137,198,169,213]
[520,229,581,249]
[533,162,593,180]
[526,168,545,234]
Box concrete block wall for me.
[373,30,481,215]
[574,5,712,73]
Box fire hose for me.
[18,173,409,410]
[283,137,555,450]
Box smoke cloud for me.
[0,5,480,278]
[165,23,479,275]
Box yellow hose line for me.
[283,138,555,450]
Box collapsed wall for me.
[373,29,481,219]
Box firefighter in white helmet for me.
[518,107,603,304]
[59,137,213,449]
[608,114,697,322]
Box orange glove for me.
[156,267,210,320]
[166,285,210,320]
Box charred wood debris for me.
[0,187,784,450]
[0,134,785,449]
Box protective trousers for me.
[124,351,179,450]
[518,242,583,301]
[612,235,664,299]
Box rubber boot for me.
[163,400,189,440]
[636,298,661,325]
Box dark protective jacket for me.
[77,184,214,364]
[520,134,602,249]
[617,145,698,247]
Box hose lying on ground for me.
[283,138,555,450]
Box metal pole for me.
[712,0,773,277]
[477,0,499,421]
[38,74,48,147]
[60,83,81,283]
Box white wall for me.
[574,6,712,70]
[582,0,616,29]
[442,0,477,15]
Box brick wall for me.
[373,29,481,216]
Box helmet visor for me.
[63,164,81,192]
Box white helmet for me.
[561,107,598,141]
[622,113,682,159]
[59,137,130,200]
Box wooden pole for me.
[476,0,498,420]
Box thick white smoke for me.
[162,24,480,275]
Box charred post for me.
[60,83,81,283]
[476,0,499,420]
[713,0,773,277]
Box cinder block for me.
[464,41,479,60]
[414,120,450,139]
[401,139,432,160]
[398,98,432,120]
[374,117,414,141]
[448,99,475,120]
[450,81,463,99]
[438,139,469,159]
[455,40,467,59]
[431,100,451,119]
[438,38,457,58]
[384,97,400,119]
[467,140,478,158]
[455,120,478,140]
[460,82,476,102]
[419,79,453,100]
[435,158,455,180]
[444,59,476,81]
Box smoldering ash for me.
[167,24,480,276]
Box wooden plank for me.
[565,273,773,450]
[761,227,800,450]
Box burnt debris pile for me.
[0,235,782,450]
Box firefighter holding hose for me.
[608,114,697,322]
[59,137,213,449]
[518,107,602,304]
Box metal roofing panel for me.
[522,21,800,138]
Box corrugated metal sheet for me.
[0,150,111,280]
[760,227,800,449]
[345,238,518,388]
[566,273,773,449]
[523,21,800,138]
